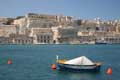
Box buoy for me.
[51,64,57,70]
[8,59,12,65]
[106,67,112,75]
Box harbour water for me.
[0,45,120,80]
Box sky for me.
[0,0,120,20]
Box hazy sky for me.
[0,0,120,20]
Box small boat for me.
[95,41,107,44]
[95,39,107,44]
[56,56,101,72]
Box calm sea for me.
[0,45,120,80]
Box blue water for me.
[0,45,120,80]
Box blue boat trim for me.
[57,63,101,72]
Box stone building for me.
[52,26,78,44]
[13,17,27,34]
[116,21,120,33]
[104,37,120,44]
[30,28,53,44]
[0,24,17,37]
[26,13,73,28]
[9,34,33,44]
[0,37,12,44]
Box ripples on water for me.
[0,45,120,80]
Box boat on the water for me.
[95,38,107,44]
[95,41,107,44]
[56,56,101,72]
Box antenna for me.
[56,55,59,62]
